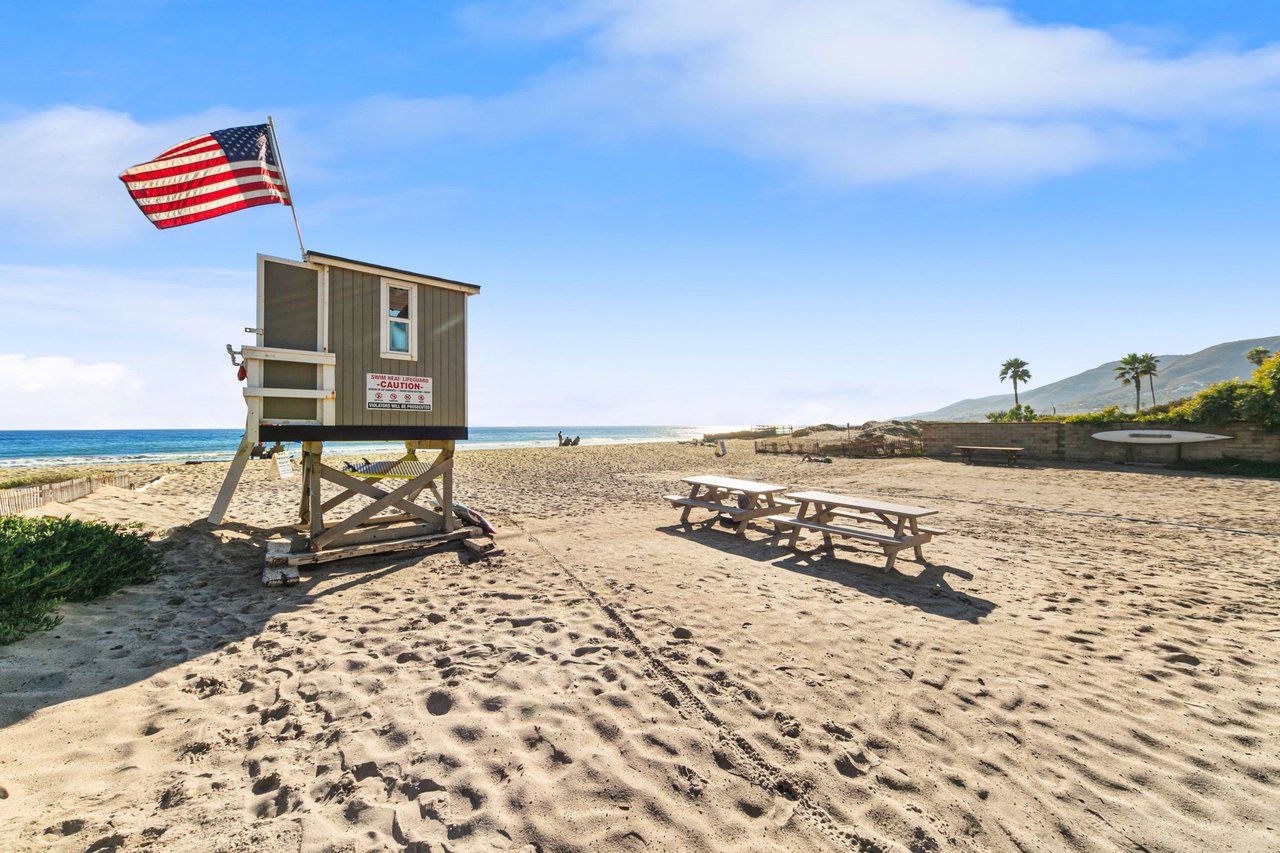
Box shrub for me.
[986,404,1037,423]
[0,516,162,644]
[1062,405,1123,425]
[1161,380,1253,425]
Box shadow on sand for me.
[0,518,472,729]
[657,519,996,624]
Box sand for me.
[1,442,1278,852]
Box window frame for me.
[380,277,417,361]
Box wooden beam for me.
[208,436,255,524]
[312,464,448,550]
[317,465,445,526]
[241,346,336,365]
[319,521,450,549]
[243,387,334,399]
[309,448,324,538]
[286,527,480,567]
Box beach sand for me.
[1,442,1277,852]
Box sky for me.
[1,0,1278,429]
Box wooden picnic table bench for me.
[954,445,1024,466]
[665,474,796,536]
[767,491,942,570]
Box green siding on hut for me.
[327,265,468,428]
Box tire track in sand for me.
[511,519,885,853]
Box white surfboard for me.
[1091,429,1232,445]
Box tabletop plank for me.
[784,491,939,517]
[682,474,789,494]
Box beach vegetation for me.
[1247,346,1272,367]
[1158,352,1280,428]
[0,515,162,645]
[986,404,1037,422]
[1061,405,1124,425]
[1047,353,1280,429]
[0,472,79,490]
[998,358,1031,406]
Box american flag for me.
[119,124,291,229]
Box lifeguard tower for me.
[211,251,486,568]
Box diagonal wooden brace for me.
[313,463,448,550]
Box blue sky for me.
[1,0,1278,429]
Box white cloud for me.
[0,354,145,429]
[446,0,1280,183]
[0,106,264,241]
[0,264,251,428]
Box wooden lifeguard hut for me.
[211,251,486,569]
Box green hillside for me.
[908,336,1280,422]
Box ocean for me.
[0,426,739,469]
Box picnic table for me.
[665,475,795,536]
[955,445,1024,466]
[767,491,943,570]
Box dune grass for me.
[0,472,79,490]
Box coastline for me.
[0,425,730,470]
[2,441,1277,851]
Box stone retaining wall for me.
[921,421,1280,463]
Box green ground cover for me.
[0,516,162,644]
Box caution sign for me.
[366,373,432,411]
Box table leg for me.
[815,502,834,551]
[909,517,926,562]
[681,482,700,524]
[736,493,758,536]
[788,501,809,548]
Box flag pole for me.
[267,116,306,260]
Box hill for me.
[907,336,1280,422]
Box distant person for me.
[250,442,265,459]
[570,436,580,446]
[557,431,564,446]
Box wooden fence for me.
[0,473,138,515]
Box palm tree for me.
[1115,353,1144,412]
[999,358,1031,406]
[1247,346,1272,367]
[1137,353,1159,406]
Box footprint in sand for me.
[426,691,454,716]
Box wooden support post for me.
[440,444,456,532]
[209,435,255,524]
[299,448,312,525]
[308,442,324,538]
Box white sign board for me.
[366,373,432,411]
[273,452,294,480]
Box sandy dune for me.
[1,442,1278,851]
